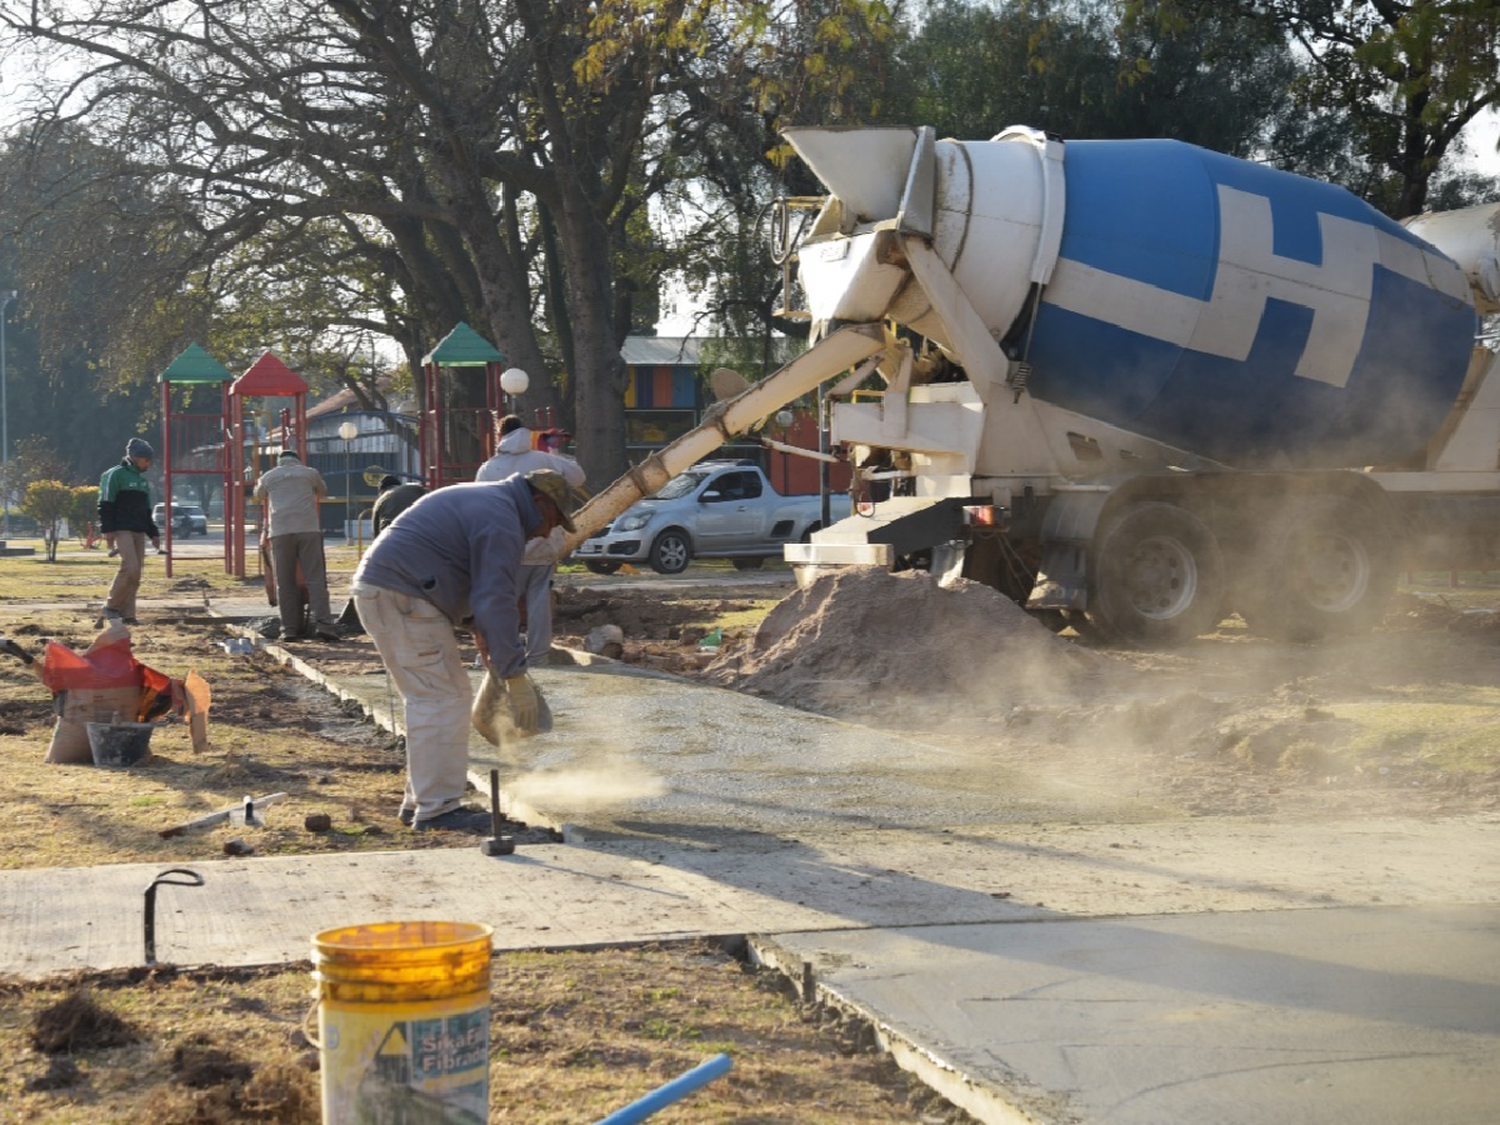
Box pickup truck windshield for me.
[653,471,710,500]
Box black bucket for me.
[86,721,156,767]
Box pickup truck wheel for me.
[1238,496,1395,642]
[731,558,764,570]
[649,530,692,575]
[1086,501,1225,648]
[583,560,622,576]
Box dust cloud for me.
[694,568,1421,814]
[506,762,668,813]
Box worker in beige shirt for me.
[253,450,340,640]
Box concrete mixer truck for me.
[569,125,1500,647]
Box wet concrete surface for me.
[326,661,1170,844]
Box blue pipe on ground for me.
[591,1053,733,1125]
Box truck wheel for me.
[1087,502,1225,648]
[732,557,764,570]
[1238,497,1396,642]
[649,530,692,575]
[583,560,622,576]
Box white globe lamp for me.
[500,367,530,396]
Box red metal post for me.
[160,381,173,577]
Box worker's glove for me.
[504,673,540,733]
[472,669,551,746]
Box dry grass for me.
[0,595,471,871]
[0,945,962,1125]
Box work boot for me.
[313,621,343,642]
[398,808,415,826]
[412,807,492,833]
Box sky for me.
[1466,110,1500,179]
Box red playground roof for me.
[230,351,308,396]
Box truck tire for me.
[1086,501,1225,648]
[649,529,692,575]
[1238,496,1396,642]
[583,560,622,576]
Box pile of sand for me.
[704,568,1102,728]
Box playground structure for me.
[156,344,233,579]
[154,328,517,580]
[419,322,509,489]
[226,352,309,579]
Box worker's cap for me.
[278,450,300,462]
[379,474,402,490]
[524,469,576,532]
[126,438,154,460]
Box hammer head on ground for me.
[480,835,515,857]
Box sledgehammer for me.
[480,768,514,857]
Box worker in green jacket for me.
[97,437,161,626]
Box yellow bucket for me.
[311,920,493,1124]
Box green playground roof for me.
[423,322,504,367]
[157,342,232,384]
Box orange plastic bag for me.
[41,633,171,699]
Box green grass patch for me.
[1329,695,1500,774]
[0,543,367,602]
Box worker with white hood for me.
[475,411,585,664]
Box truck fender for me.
[1026,489,1112,611]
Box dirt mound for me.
[31,990,139,1054]
[704,568,1102,727]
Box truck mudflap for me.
[1027,489,1112,612]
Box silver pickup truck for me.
[573,460,850,574]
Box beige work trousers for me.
[352,583,472,822]
[269,531,334,635]
[106,531,148,618]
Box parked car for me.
[152,502,209,537]
[574,460,850,575]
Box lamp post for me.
[0,289,14,538]
[499,367,529,419]
[338,420,358,539]
[775,410,795,493]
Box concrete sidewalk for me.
[4,609,1499,1124]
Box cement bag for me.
[46,686,143,764]
[471,670,552,748]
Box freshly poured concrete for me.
[330,662,1168,840]
[6,651,1499,1124]
[758,906,1500,1125]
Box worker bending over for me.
[350,469,574,833]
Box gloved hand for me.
[504,673,539,733]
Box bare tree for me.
[1,0,892,482]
